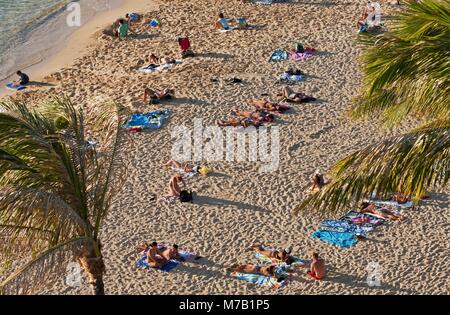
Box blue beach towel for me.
[269,49,288,62]
[311,229,358,248]
[123,110,170,130]
[280,72,304,81]
[320,219,373,237]
[231,266,289,289]
[6,83,26,91]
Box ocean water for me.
[0,0,122,81]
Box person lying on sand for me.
[247,100,290,113]
[358,202,404,221]
[306,252,326,280]
[232,110,275,122]
[161,244,185,261]
[215,13,230,30]
[279,86,316,103]
[251,245,295,265]
[143,88,174,104]
[167,175,186,197]
[229,264,281,278]
[164,160,201,174]
[217,118,262,128]
[147,241,168,268]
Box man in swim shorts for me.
[147,241,168,268]
[307,252,326,280]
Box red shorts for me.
[307,271,323,280]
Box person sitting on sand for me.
[165,160,202,174]
[14,70,29,86]
[147,53,160,65]
[358,202,404,221]
[232,110,275,122]
[247,100,290,113]
[117,19,129,39]
[310,170,326,192]
[307,252,326,280]
[161,244,185,261]
[147,241,168,268]
[280,86,316,103]
[167,175,186,197]
[230,264,281,278]
[251,245,295,265]
[143,87,174,104]
[215,13,230,30]
[217,118,262,128]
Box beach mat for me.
[280,72,304,81]
[340,210,387,227]
[320,219,373,236]
[231,271,287,289]
[269,49,288,62]
[138,60,182,73]
[6,83,26,91]
[289,52,315,61]
[123,110,170,130]
[311,229,358,248]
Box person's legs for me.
[161,248,172,261]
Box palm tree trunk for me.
[79,244,106,295]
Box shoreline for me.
[0,0,158,98]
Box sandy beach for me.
[1,0,449,295]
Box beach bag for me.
[294,42,304,53]
[180,190,193,202]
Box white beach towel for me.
[138,60,182,73]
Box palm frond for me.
[294,121,450,214]
[0,237,91,295]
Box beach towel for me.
[172,167,197,178]
[340,210,386,227]
[136,247,196,272]
[320,219,373,236]
[123,110,170,130]
[252,0,274,4]
[289,52,315,61]
[231,272,287,289]
[311,229,358,248]
[6,83,26,91]
[159,195,178,204]
[365,199,414,208]
[280,72,304,82]
[269,49,288,62]
[138,60,182,73]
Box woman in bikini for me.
[143,88,174,104]
[358,202,404,221]
[145,241,168,268]
[252,245,295,265]
[230,264,279,278]
[280,86,316,103]
[164,160,201,174]
[232,110,275,122]
[247,100,290,113]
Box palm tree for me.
[0,96,126,294]
[294,0,450,214]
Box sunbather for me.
[358,202,404,221]
[232,110,275,122]
[230,264,280,278]
[280,86,316,103]
[167,175,186,197]
[147,241,168,268]
[247,100,290,113]
[217,118,262,128]
[306,252,326,280]
[147,53,159,65]
[252,245,295,265]
[143,88,174,104]
[161,244,185,261]
[215,13,230,30]
[164,160,201,174]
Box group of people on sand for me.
[217,87,316,128]
[230,247,327,281]
[138,241,186,268]
[214,13,248,30]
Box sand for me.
[2,0,449,295]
